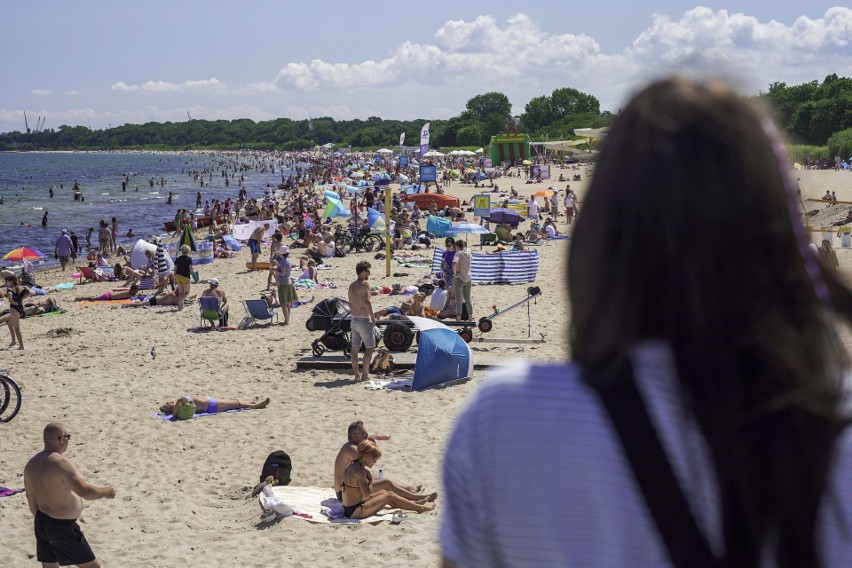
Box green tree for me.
[521,96,553,131]
[465,92,512,123]
[550,87,600,119]
[828,127,852,162]
[456,124,482,146]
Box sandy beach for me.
[2,165,851,567]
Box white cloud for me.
[64,90,81,96]
[31,89,51,95]
[271,8,852,111]
[111,82,138,92]
[111,78,227,93]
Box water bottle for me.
[378,469,384,480]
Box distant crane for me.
[24,111,30,134]
[187,111,192,122]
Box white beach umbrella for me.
[377,148,394,154]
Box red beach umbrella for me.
[2,247,46,261]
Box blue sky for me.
[1,1,849,131]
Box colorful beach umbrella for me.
[323,191,351,219]
[367,208,386,230]
[486,208,525,226]
[2,247,45,262]
[179,225,197,252]
[534,190,554,198]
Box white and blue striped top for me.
[440,341,852,567]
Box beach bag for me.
[370,350,394,374]
[260,451,292,485]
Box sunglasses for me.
[59,434,71,440]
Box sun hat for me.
[278,246,290,255]
[208,278,220,286]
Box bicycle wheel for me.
[0,374,22,423]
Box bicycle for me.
[0,370,22,423]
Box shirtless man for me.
[200,278,229,326]
[122,289,191,308]
[24,422,115,568]
[248,223,269,271]
[333,421,434,502]
[348,261,376,381]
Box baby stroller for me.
[305,297,380,357]
[306,297,350,356]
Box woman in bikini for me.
[341,440,435,519]
[1,274,28,349]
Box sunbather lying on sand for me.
[159,396,271,420]
[75,284,140,302]
[1,298,60,317]
[123,291,196,308]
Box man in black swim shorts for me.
[24,422,116,567]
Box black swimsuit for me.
[341,460,365,518]
[10,289,27,317]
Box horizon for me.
[1,2,850,132]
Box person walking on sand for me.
[2,274,28,349]
[272,246,296,324]
[248,223,269,271]
[24,422,115,568]
[54,229,73,271]
[348,261,376,381]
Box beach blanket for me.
[77,299,133,306]
[0,487,25,497]
[431,247,539,284]
[260,486,393,525]
[364,378,414,391]
[153,408,244,421]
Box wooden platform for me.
[296,353,500,371]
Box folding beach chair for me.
[199,296,223,327]
[239,299,279,328]
[76,266,97,284]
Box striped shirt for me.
[440,341,852,567]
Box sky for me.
[1,1,850,132]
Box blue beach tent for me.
[426,215,452,237]
[407,317,473,391]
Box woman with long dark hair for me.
[440,78,852,567]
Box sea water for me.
[0,152,290,269]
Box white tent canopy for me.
[423,150,445,157]
[376,148,394,154]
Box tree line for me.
[0,76,848,156]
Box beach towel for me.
[77,299,134,306]
[259,486,394,525]
[430,247,539,284]
[0,487,25,497]
[153,408,244,421]
[365,378,415,390]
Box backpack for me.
[370,350,394,374]
[260,451,292,485]
[334,247,346,258]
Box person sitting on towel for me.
[340,440,436,519]
[333,421,436,510]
